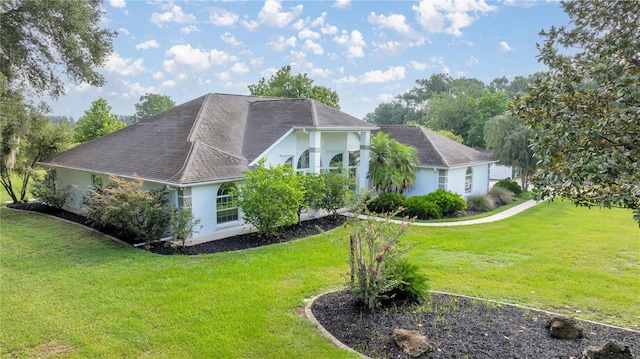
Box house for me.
[376,125,496,198]
[40,93,377,240]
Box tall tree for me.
[364,102,409,125]
[0,0,116,98]
[510,0,640,225]
[132,93,176,123]
[484,114,537,191]
[248,65,340,109]
[72,98,125,144]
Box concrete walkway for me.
[357,199,539,227]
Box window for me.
[348,150,359,179]
[283,156,293,168]
[328,153,343,172]
[465,167,473,193]
[217,183,238,224]
[297,149,309,172]
[91,174,103,187]
[437,169,447,190]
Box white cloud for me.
[332,0,351,9]
[104,53,145,76]
[291,19,306,31]
[298,28,320,40]
[230,62,250,75]
[74,82,93,94]
[312,12,338,35]
[333,30,366,59]
[152,71,164,80]
[287,50,308,70]
[499,41,512,52]
[304,40,324,55]
[135,40,159,50]
[209,7,239,26]
[361,66,405,83]
[161,80,176,88]
[250,57,264,69]
[373,41,403,56]
[118,27,130,36]
[109,0,125,8]
[368,12,420,38]
[221,32,243,47]
[151,5,197,27]
[412,0,496,37]
[267,35,297,51]
[180,25,200,34]
[334,75,358,84]
[467,55,479,65]
[378,93,394,102]
[409,60,429,71]
[258,0,303,28]
[241,20,260,31]
[163,44,233,73]
[503,0,537,8]
[310,68,331,78]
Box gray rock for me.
[393,328,433,357]
[581,340,633,359]
[545,314,584,339]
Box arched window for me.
[297,149,309,172]
[283,156,293,168]
[329,153,343,172]
[217,183,238,224]
[465,167,473,193]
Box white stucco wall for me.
[403,167,438,197]
[402,163,490,199]
[489,163,512,180]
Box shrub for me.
[236,159,303,236]
[298,172,325,223]
[368,191,405,214]
[403,196,442,220]
[318,170,353,217]
[489,186,516,205]
[424,189,467,216]
[83,175,171,243]
[170,207,202,248]
[495,179,522,195]
[466,194,495,212]
[31,170,71,209]
[387,259,429,303]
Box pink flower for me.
[401,222,407,228]
[365,228,371,233]
[376,254,383,262]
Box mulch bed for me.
[5,202,346,255]
[311,291,640,359]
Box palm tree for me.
[369,132,419,193]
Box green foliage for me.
[509,0,640,225]
[403,196,443,220]
[170,207,202,248]
[73,98,125,144]
[318,170,353,216]
[30,170,71,209]
[466,194,495,212]
[368,191,406,214]
[434,129,464,143]
[298,172,325,222]
[494,179,522,195]
[345,196,413,309]
[248,65,340,109]
[424,189,467,216]
[236,160,304,236]
[369,131,418,193]
[132,93,175,123]
[489,186,516,205]
[484,115,537,191]
[387,259,429,303]
[0,0,116,98]
[83,175,171,243]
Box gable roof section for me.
[377,125,496,168]
[40,94,375,185]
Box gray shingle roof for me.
[40,93,375,185]
[377,125,496,168]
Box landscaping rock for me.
[393,328,433,357]
[545,314,584,339]
[581,340,633,359]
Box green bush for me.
[170,207,202,248]
[495,179,522,195]
[318,170,353,216]
[424,189,467,216]
[31,170,71,209]
[489,186,516,205]
[387,259,429,303]
[368,191,405,214]
[466,194,495,212]
[83,176,171,243]
[403,196,442,220]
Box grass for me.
[1,201,639,358]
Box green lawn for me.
[1,201,638,358]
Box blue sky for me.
[45,0,570,121]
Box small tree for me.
[132,93,175,123]
[318,170,353,217]
[298,172,325,223]
[30,169,71,209]
[170,207,201,248]
[73,98,125,144]
[236,160,304,236]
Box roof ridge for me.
[309,99,319,126]
[187,94,210,142]
[198,142,247,161]
[421,127,451,168]
[167,142,197,183]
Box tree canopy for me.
[132,93,175,123]
[369,132,419,193]
[72,98,125,144]
[248,65,340,109]
[510,0,640,225]
[0,0,116,98]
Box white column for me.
[357,131,370,192]
[309,130,321,174]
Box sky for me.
[44,0,570,121]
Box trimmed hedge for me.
[368,191,405,214]
[424,189,467,216]
[495,179,522,195]
[403,196,443,220]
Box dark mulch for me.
[311,290,640,359]
[5,202,345,255]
